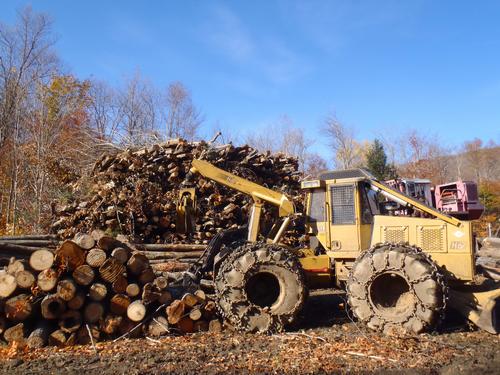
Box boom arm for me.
[369,179,462,226]
[189,159,295,242]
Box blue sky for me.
[1,1,499,159]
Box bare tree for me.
[0,7,59,233]
[304,153,328,178]
[117,73,160,146]
[245,115,314,173]
[87,79,122,141]
[163,81,203,140]
[396,130,450,184]
[324,114,363,169]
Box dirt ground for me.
[0,290,498,375]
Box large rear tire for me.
[347,243,447,334]
[215,242,306,333]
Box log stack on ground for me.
[0,232,222,347]
[51,139,304,246]
[477,237,500,280]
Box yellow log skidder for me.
[179,159,499,334]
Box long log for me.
[166,300,184,325]
[55,240,86,271]
[0,240,58,247]
[89,283,108,301]
[140,251,203,260]
[49,329,70,347]
[141,244,206,252]
[99,258,126,283]
[112,276,128,294]
[127,253,149,275]
[0,234,58,241]
[147,315,169,337]
[73,233,95,250]
[0,243,47,254]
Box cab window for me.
[330,185,355,224]
[308,189,325,222]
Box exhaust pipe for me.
[448,282,500,334]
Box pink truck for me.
[434,180,484,220]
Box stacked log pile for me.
[477,237,500,280]
[0,232,221,347]
[52,139,304,246]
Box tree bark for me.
[27,321,51,348]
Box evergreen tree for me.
[366,139,397,180]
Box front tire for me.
[347,243,446,334]
[214,242,306,333]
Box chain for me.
[347,242,448,332]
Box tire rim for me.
[245,271,281,308]
[369,272,415,318]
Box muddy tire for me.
[215,242,306,333]
[347,243,446,334]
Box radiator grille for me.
[382,227,408,243]
[419,226,446,252]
